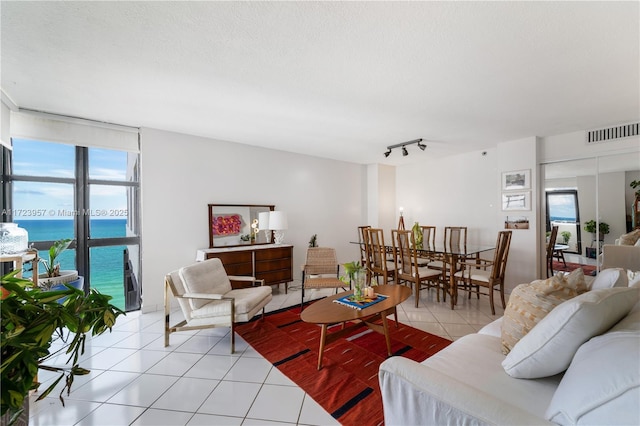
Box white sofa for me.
[380,265,640,425]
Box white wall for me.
[396,137,539,294]
[140,128,364,312]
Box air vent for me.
[586,122,639,144]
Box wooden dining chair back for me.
[358,225,372,274]
[444,226,468,251]
[300,247,346,310]
[546,225,559,278]
[367,228,396,284]
[420,226,437,250]
[454,230,512,315]
[393,229,445,307]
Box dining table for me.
[352,241,495,309]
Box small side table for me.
[0,250,38,284]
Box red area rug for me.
[552,260,597,276]
[235,301,452,426]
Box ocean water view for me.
[15,219,128,310]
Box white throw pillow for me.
[502,287,639,379]
[628,270,640,288]
[545,331,640,425]
[590,268,627,290]
[179,258,232,309]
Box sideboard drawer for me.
[255,246,292,261]
[198,245,293,293]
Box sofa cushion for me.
[544,312,640,425]
[501,268,586,354]
[618,228,640,245]
[502,287,639,379]
[179,258,232,310]
[589,268,627,290]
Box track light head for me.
[384,149,392,158]
[402,146,408,156]
[417,142,427,151]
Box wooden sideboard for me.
[196,244,293,293]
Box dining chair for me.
[358,225,372,278]
[392,229,445,307]
[427,226,468,270]
[420,226,437,250]
[164,258,272,353]
[546,225,559,278]
[454,230,512,315]
[367,228,397,285]
[300,247,347,310]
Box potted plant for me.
[1,269,124,425]
[583,220,610,241]
[630,180,640,197]
[341,261,368,300]
[38,239,78,289]
[560,231,571,245]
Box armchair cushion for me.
[191,286,272,322]
[179,258,232,309]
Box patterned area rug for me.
[235,302,452,426]
[552,261,597,276]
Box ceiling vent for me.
[586,122,639,144]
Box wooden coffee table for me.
[300,284,411,369]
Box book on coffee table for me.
[333,293,388,310]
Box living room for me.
[1,1,639,425]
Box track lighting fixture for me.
[383,138,426,157]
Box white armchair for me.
[164,257,272,353]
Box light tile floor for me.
[29,285,504,426]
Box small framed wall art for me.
[502,169,530,191]
[502,191,531,211]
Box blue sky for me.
[11,139,129,220]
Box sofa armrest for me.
[379,356,551,426]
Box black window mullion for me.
[76,146,89,287]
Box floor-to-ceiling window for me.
[1,135,141,312]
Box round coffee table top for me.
[300,284,411,325]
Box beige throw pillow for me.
[501,268,587,355]
[618,229,640,246]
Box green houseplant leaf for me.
[1,269,125,423]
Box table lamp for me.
[269,211,288,244]
[258,211,271,243]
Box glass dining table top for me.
[352,241,495,256]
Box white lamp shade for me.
[269,211,288,230]
[258,211,270,230]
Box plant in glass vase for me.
[341,261,366,301]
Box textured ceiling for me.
[1,1,639,165]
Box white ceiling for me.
[1,1,639,165]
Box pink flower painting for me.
[212,214,242,235]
